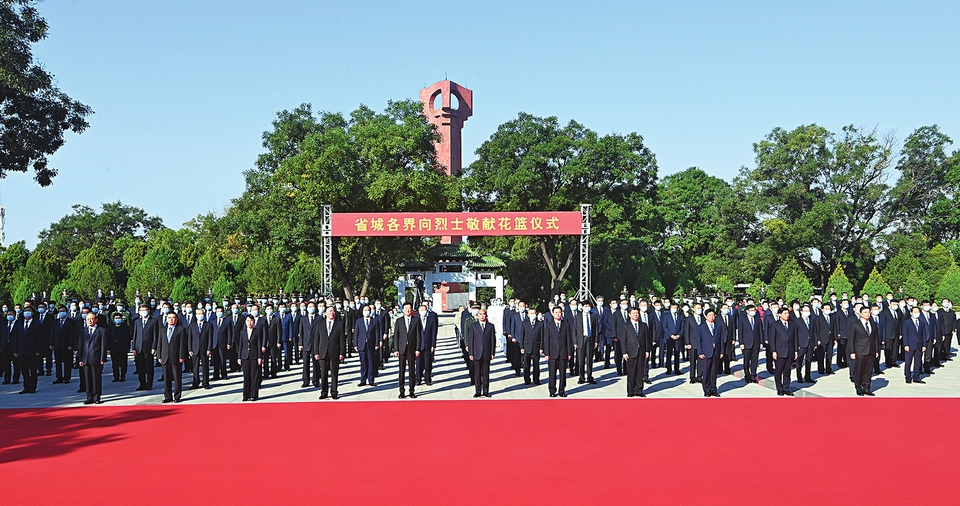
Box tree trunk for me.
[540,238,576,298]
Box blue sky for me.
[3,0,958,247]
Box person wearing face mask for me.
[32,302,54,377]
[108,311,132,383]
[770,308,798,396]
[938,299,956,362]
[393,302,423,399]
[298,302,321,388]
[794,305,818,384]
[814,303,837,375]
[737,305,763,383]
[2,308,21,385]
[371,300,391,370]
[187,308,213,390]
[849,306,879,396]
[663,302,684,376]
[564,299,584,378]
[682,303,704,384]
[208,306,230,381]
[353,303,380,387]
[313,306,344,400]
[609,299,631,376]
[14,306,42,394]
[261,304,282,380]
[77,313,108,404]
[901,306,927,384]
[593,297,607,363]
[836,299,853,370]
[417,303,438,386]
[468,309,497,398]
[600,299,617,371]
[920,301,940,374]
[880,299,902,370]
[131,304,158,391]
[48,305,75,384]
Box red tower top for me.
[420,80,473,176]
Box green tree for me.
[463,112,657,296]
[715,275,734,296]
[14,245,60,293]
[191,248,227,295]
[211,274,240,302]
[12,278,38,303]
[126,246,180,300]
[66,244,116,299]
[736,124,896,287]
[769,260,804,300]
[935,264,960,303]
[746,278,766,301]
[826,265,854,298]
[902,270,931,300]
[0,0,92,186]
[785,275,814,303]
[882,253,922,295]
[226,100,458,298]
[284,259,322,294]
[861,267,892,296]
[0,241,29,298]
[921,244,954,291]
[889,125,960,243]
[243,246,285,295]
[170,276,200,304]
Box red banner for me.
[331,212,582,237]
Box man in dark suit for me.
[663,302,684,376]
[576,300,599,385]
[108,311,132,383]
[77,313,108,404]
[228,304,244,374]
[683,304,704,384]
[794,305,817,383]
[188,308,213,390]
[836,300,853,369]
[14,307,42,394]
[565,299,585,378]
[33,302,54,377]
[393,302,422,399]
[938,299,956,361]
[848,306,879,396]
[518,307,542,385]
[649,299,665,370]
[468,309,497,398]
[880,301,902,369]
[696,309,725,397]
[49,305,76,384]
[901,305,926,384]
[543,306,573,397]
[314,306,343,399]
[131,304,157,391]
[920,302,940,373]
[298,302,319,387]
[237,314,263,401]
[1,308,19,385]
[354,304,379,387]
[770,308,797,396]
[605,299,627,374]
[416,303,438,386]
[619,307,649,397]
[815,303,838,375]
[210,306,230,380]
[593,296,607,363]
[718,305,736,375]
[156,312,189,403]
[737,305,763,383]
[263,305,282,379]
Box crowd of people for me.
[0,289,956,404]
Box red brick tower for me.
[420,80,473,245]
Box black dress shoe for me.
[777,391,784,396]
[174,399,182,403]
[549,393,557,397]
[369,381,376,387]
[425,380,432,386]
[643,379,651,384]
[53,379,63,384]
[83,399,94,405]
[784,391,795,396]
[95,397,102,404]
[398,393,406,399]
[301,383,309,388]
[409,392,417,399]
[473,393,481,398]
[688,379,696,384]
[162,399,173,403]
[704,393,710,397]
[638,392,646,397]
[713,392,721,397]
[864,391,875,396]
[112,378,120,383]
[915,379,926,384]
[558,392,567,397]
[589,378,598,384]
[331,394,339,400]
[319,394,328,400]
[1,380,9,384]
[577,378,585,384]
[77,388,84,393]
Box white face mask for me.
[418,310,427,317]
[694,309,702,316]
[747,311,756,317]
[912,312,921,319]
[822,309,831,315]
[139,311,149,318]
[362,311,371,317]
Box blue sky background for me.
[2,0,958,247]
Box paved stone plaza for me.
[1,314,956,409]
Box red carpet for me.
[2,399,957,504]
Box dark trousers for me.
[160,361,183,401]
[191,353,210,387]
[923,340,935,368]
[820,341,835,373]
[301,349,318,385]
[774,356,792,393]
[742,347,759,379]
[111,349,128,379]
[699,354,718,394]
[837,339,848,367]
[283,340,295,370]
[54,348,72,381]
[764,344,775,373]
[522,352,540,383]
[319,357,339,396]
[135,352,155,387]
[359,347,375,383]
[42,347,53,374]
[883,339,898,367]
[548,357,567,395]
[82,363,103,399]
[473,358,490,395]
[3,349,21,382]
[228,346,240,372]
[648,341,660,367]
[688,347,699,380]
[416,347,434,383]
[269,345,282,376]
[397,350,416,395]
[905,347,922,380]
[664,338,682,373]
[853,353,874,393]
[624,354,642,396]
[213,347,227,379]
[796,346,814,379]
[241,358,260,400]
[721,347,733,374]
[605,340,623,373]
[577,339,594,380]
[20,355,38,391]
